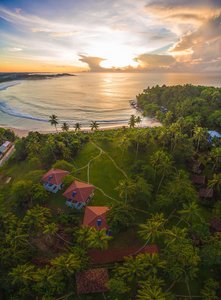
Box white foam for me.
[0,81,21,91]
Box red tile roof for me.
[199,188,214,198]
[88,245,159,264]
[210,218,221,232]
[192,175,206,185]
[42,169,69,185]
[83,206,110,230]
[76,268,109,294]
[63,180,95,203]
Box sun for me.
[88,42,139,69]
[100,50,139,69]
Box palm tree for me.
[193,126,207,152]
[76,227,112,250]
[208,173,221,193]
[128,115,136,128]
[117,255,145,283]
[51,252,82,276]
[43,223,58,243]
[90,121,99,131]
[136,116,142,127]
[10,264,35,285]
[138,253,166,275]
[116,178,136,204]
[178,201,202,226]
[137,281,170,300]
[49,114,59,133]
[107,203,135,233]
[139,213,165,244]
[86,228,112,250]
[74,122,81,132]
[210,147,221,171]
[61,122,69,132]
[117,135,131,159]
[150,150,173,191]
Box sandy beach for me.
[0,119,162,138]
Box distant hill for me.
[0,72,76,83]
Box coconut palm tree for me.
[128,115,136,128]
[178,201,202,226]
[136,116,142,127]
[116,178,136,204]
[86,228,112,250]
[117,255,145,283]
[208,173,221,193]
[150,150,173,191]
[51,252,81,276]
[107,203,135,233]
[74,122,81,132]
[139,213,166,243]
[61,122,69,132]
[43,223,58,243]
[138,253,166,275]
[210,147,221,171]
[10,263,35,285]
[49,114,59,133]
[76,227,112,250]
[137,280,170,300]
[193,126,207,152]
[90,121,99,131]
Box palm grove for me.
[0,84,220,299]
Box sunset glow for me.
[0,0,221,72]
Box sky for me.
[0,0,221,72]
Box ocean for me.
[0,72,221,131]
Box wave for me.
[0,101,48,122]
[0,81,21,91]
[0,100,130,125]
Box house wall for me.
[43,182,62,193]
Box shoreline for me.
[0,119,161,138]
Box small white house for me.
[0,141,12,155]
[41,169,69,193]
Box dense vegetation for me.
[0,85,221,299]
[137,84,221,130]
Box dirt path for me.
[91,141,128,179]
[73,141,149,215]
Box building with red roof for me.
[63,180,95,209]
[42,169,69,193]
[83,206,110,231]
[88,245,159,264]
[76,268,109,294]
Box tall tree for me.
[49,114,59,133]
[208,173,221,194]
[116,178,136,204]
[90,121,99,131]
[193,126,207,152]
[61,122,69,132]
[139,213,166,244]
[74,122,81,132]
[128,115,137,128]
[150,150,173,191]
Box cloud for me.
[8,47,23,52]
[170,14,221,71]
[15,8,22,14]
[135,53,176,70]
[79,55,106,71]
[145,0,221,34]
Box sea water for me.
[0,72,220,131]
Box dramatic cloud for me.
[79,56,106,72]
[0,0,221,72]
[170,14,221,71]
[135,53,175,70]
